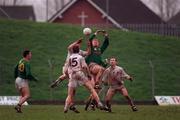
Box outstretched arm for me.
[88,30,105,41]
[26,63,38,81]
[101,31,109,53]
[14,64,18,79]
[122,69,133,81]
[68,38,83,52]
[88,30,106,53]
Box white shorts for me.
[68,71,88,88]
[15,77,29,90]
[109,84,125,91]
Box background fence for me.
[121,24,180,37]
[0,59,179,101]
[87,23,180,38]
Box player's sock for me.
[85,98,92,111]
[90,104,95,111]
[90,99,97,111]
[64,103,69,113]
[97,102,105,110]
[105,101,112,112]
[131,105,138,112]
[70,105,80,113]
[14,104,22,113]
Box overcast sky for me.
[0,0,70,21]
[140,0,180,20]
[0,0,180,22]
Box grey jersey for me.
[103,66,129,86]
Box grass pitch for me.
[0,105,180,120]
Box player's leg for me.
[19,86,30,105]
[87,64,104,110]
[90,64,104,85]
[84,74,95,109]
[15,78,30,113]
[64,73,80,114]
[50,74,67,88]
[85,88,101,111]
[84,81,104,110]
[104,88,115,112]
[84,66,96,111]
[85,94,93,111]
[95,66,104,85]
[15,79,22,113]
[15,88,23,113]
[68,88,80,113]
[15,87,30,113]
[50,65,68,88]
[89,86,102,110]
[64,86,75,113]
[98,83,109,101]
[120,87,138,111]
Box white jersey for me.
[65,50,87,63]
[67,53,89,88]
[63,50,87,74]
[68,53,87,72]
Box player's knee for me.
[25,94,31,99]
[122,91,129,97]
[68,95,73,100]
[124,94,130,98]
[105,96,110,102]
[90,88,95,94]
[66,95,73,102]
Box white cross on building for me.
[78,11,88,27]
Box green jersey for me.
[85,34,109,67]
[14,58,37,81]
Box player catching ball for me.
[85,29,109,111]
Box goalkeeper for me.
[85,30,109,111]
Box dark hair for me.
[23,50,30,57]
[110,57,117,61]
[72,45,79,53]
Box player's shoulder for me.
[70,53,79,57]
[71,53,84,59]
[116,66,123,70]
[105,66,111,71]
[79,50,85,54]
[77,53,83,58]
[19,59,29,64]
[79,50,87,57]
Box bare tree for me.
[13,0,17,5]
[0,0,20,5]
[156,0,180,21]
[54,0,64,11]
[165,0,179,19]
